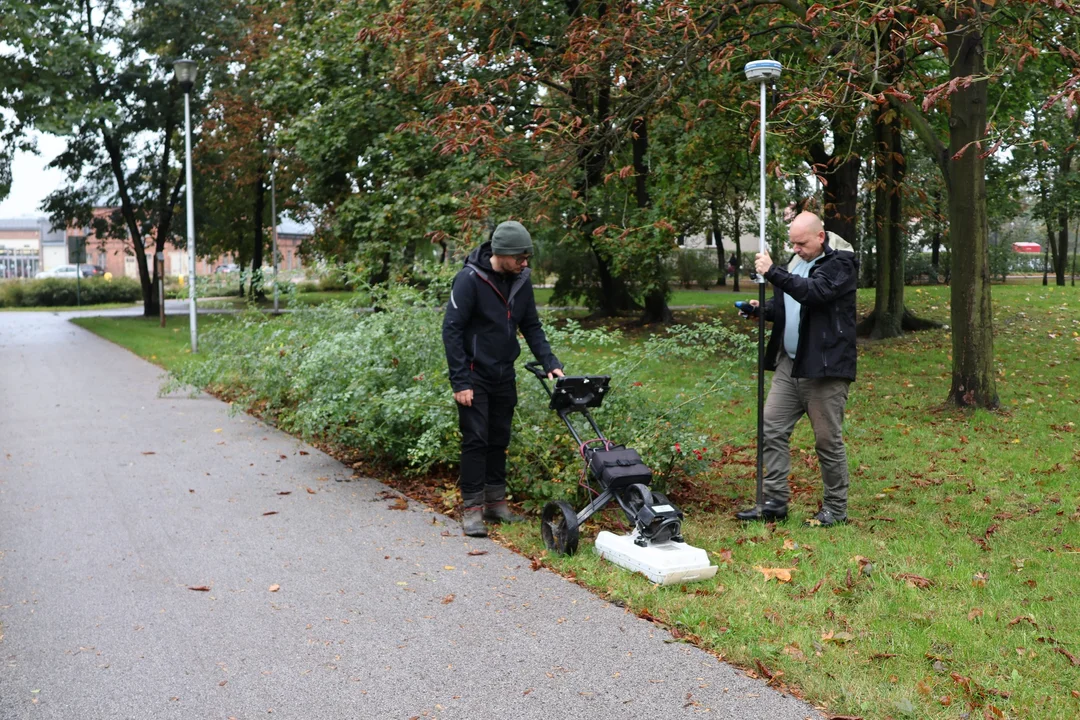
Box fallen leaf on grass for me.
[1008,615,1038,629]
[387,497,408,511]
[755,567,794,583]
[871,653,898,660]
[1054,647,1080,666]
[822,630,855,644]
[268,584,280,592]
[712,548,733,563]
[1071,690,1080,699]
[467,550,488,556]
[782,644,806,661]
[894,573,933,589]
[972,571,989,587]
[188,586,211,592]
[968,607,984,621]
[262,511,279,516]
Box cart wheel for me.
[541,500,580,556]
[623,483,654,518]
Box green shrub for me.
[166,278,753,507]
[0,277,143,307]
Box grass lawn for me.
[71,314,232,368]
[74,283,1080,719]
[0,301,137,312]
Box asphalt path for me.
[0,309,818,720]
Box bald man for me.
[736,212,858,527]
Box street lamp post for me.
[743,59,782,515]
[174,57,199,353]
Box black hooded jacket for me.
[442,242,561,391]
[759,240,858,381]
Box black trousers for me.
[456,382,517,498]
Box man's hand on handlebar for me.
[548,368,565,380]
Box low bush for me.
[0,277,143,307]
[166,277,753,507]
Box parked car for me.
[35,264,99,279]
[214,263,240,274]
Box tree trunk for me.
[930,188,943,282]
[710,200,726,287]
[944,13,998,409]
[731,200,741,293]
[807,116,860,244]
[631,113,673,325]
[250,167,266,300]
[868,104,906,339]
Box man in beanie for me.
[442,220,564,537]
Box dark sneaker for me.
[735,498,788,522]
[804,509,847,527]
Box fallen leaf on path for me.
[755,567,794,583]
[388,497,408,510]
[188,586,211,592]
[441,594,455,604]
[299,450,309,456]
[306,487,316,494]
[467,550,488,556]
[279,455,287,460]
[262,511,279,516]
[277,491,291,496]
[213,428,222,433]
[444,566,455,571]
[142,451,156,455]
[268,584,280,593]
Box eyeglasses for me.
[512,253,531,262]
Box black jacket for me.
[760,239,858,381]
[442,242,561,391]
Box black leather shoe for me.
[804,509,847,527]
[735,499,788,522]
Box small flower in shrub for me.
[674,442,682,454]
[693,449,703,461]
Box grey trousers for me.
[762,354,851,516]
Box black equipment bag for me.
[588,445,652,489]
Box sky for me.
[0,132,67,219]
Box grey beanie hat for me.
[490,220,533,255]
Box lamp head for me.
[744,59,782,82]
[173,58,198,92]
